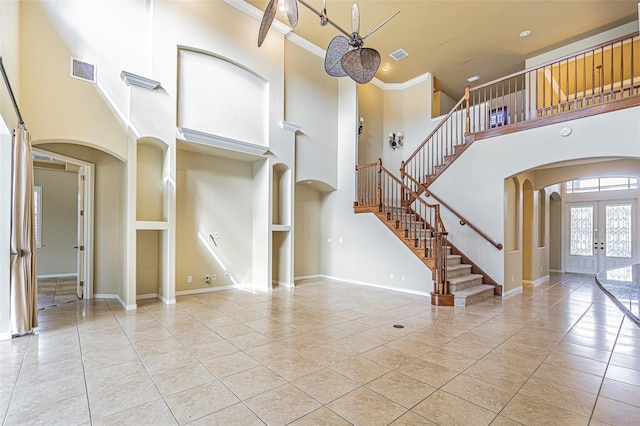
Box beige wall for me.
[136,230,160,296]
[34,168,78,276]
[294,183,322,277]
[176,150,254,291]
[36,143,126,297]
[357,83,384,164]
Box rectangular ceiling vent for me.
[389,49,409,61]
[70,58,96,83]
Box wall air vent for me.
[389,49,409,61]
[70,58,96,83]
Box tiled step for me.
[453,284,495,306]
[448,273,483,292]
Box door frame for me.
[33,148,95,299]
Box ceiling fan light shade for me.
[325,36,350,77]
[284,0,299,27]
[258,0,278,47]
[341,48,381,84]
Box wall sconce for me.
[358,117,364,136]
[388,132,403,150]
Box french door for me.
[566,200,633,274]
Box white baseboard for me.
[320,274,431,298]
[294,274,324,281]
[37,273,77,279]
[523,275,550,286]
[0,331,12,341]
[175,285,236,296]
[94,293,136,310]
[273,280,294,288]
[549,269,564,273]
[502,286,523,298]
[136,293,158,300]
[159,295,176,305]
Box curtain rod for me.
[0,56,26,129]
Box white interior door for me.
[566,200,633,274]
[76,167,86,298]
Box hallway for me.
[1,274,639,425]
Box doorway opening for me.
[32,148,94,305]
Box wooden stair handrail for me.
[423,189,503,250]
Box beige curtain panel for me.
[10,126,38,335]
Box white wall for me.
[320,79,434,295]
[431,107,640,285]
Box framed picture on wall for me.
[490,107,508,128]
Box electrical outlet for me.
[224,273,229,279]
[212,274,216,280]
[401,275,406,281]
[390,273,394,280]
[187,275,192,283]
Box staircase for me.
[354,162,496,306]
[356,31,640,306]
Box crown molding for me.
[120,71,161,90]
[223,0,292,36]
[285,32,325,59]
[379,72,433,91]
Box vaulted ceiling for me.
[247,0,639,99]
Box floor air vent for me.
[70,58,96,83]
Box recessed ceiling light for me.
[467,75,480,82]
[520,30,531,38]
[381,64,390,72]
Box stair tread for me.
[448,273,483,284]
[447,264,471,271]
[452,284,494,297]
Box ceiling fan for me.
[258,0,399,84]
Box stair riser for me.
[454,288,494,306]
[447,266,472,278]
[449,277,484,292]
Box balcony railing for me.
[401,31,640,252]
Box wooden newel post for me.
[430,230,453,306]
[376,158,382,209]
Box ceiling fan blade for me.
[284,0,299,27]
[258,0,278,47]
[351,2,360,34]
[325,36,350,77]
[362,10,400,40]
[341,48,381,84]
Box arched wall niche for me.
[177,46,269,147]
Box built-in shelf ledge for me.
[177,127,270,156]
[280,121,302,133]
[271,225,291,231]
[120,71,161,90]
[136,221,169,230]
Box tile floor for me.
[37,277,78,310]
[1,273,639,425]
